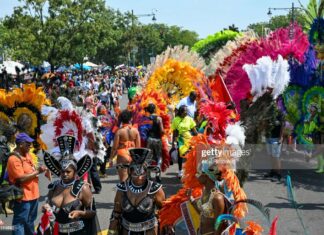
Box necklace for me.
[128,180,147,194]
[60,180,75,188]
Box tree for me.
[2,0,115,69]
[1,1,200,67]
[95,20,199,67]
[224,24,240,32]
[247,9,307,37]
[94,9,136,67]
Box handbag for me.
[169,147,178,163]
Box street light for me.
[132,9,157,23]
[267,2,302,39]
[130,9,158,66]
[267,2,302,24]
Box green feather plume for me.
[283,86,303,125]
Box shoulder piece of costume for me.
[148,181,162,195]
[116,182,127,192]
[43,151,61,177]
[71,180,84,197]
[48,180,60,191]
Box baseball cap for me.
[16,133,34,143]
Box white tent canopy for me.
[84,61,99,67]
[0,61,26,75]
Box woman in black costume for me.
[108,148,165,235]
[42,135,97,235]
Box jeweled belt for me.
[58,220,84,233]
[121,217,158,232]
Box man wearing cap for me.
[7,133,47,235]
[176,91,197,119]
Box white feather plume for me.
[40,122,56,150]
[57,97,74,110]
[41,105,57,117]
[225,122,246,147]
[243,55,290,100]
[271,55,290,98]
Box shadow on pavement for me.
[249,170,324,193]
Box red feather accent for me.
[199,100,232,140]
[269,216,279,235]
[53,110,83,149]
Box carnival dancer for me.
[42,135,97,235]
[97,105,116,177]
[188,159,234,235]
[160,135,248,235]
[171,105,198,178]
[108,148,165,235]
[110,110,141,182]
[38,96,103,234]
[142,104,164,182]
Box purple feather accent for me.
[289,46,318,87]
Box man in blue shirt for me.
[176,91,197,118]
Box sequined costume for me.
[47,180,97,235]
[109,148,165,235]
[116,180,162,234]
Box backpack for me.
[0,139,23,216]
[0,136,10,185]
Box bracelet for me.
[108,229,117,235]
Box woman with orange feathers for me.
[159,95,275,235]
[161,134,248,235]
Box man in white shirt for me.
[176,91,197,118]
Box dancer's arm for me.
[110,131,120,159]
[108,191,122,234]
[155,188,166,209]
[158,116,165,135]
[212,193,225,235]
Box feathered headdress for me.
[144,45,206,84]
[41,97,94,177]
[0,84,50,150]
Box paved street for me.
[2,96,324,235]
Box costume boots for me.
[315,154,324,173]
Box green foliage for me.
[94,21,199,67]
[298,0,324,29]
[247,10,308,36]
[0,1,199,67]
[192,30,240,60]
[283,86,303,125]
[1,0,115,68]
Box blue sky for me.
[0,0,309,38]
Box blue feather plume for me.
[214,214,238,230]
[286,174,309,235]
